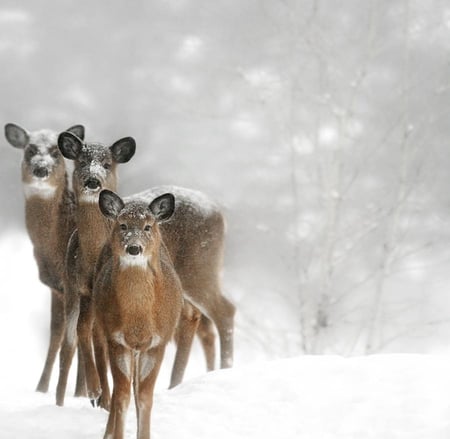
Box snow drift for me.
[0,233,449,438]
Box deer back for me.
[126,186,225,288]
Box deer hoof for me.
[90,396,101,408]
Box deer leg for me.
[93,321,111,410]
[36,290,64,393]
[135,347,165,439]
[208,294,235,369]
[196,315,216,371]
[56,291,80,406]
[74,345,87,397]
[104,342,132,439]
[169,302,201,388]
[77,295,102,407]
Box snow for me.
[130,185,219,218]
[28,129,58,148]
[1,233,450,439]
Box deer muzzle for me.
[32,166,49,178]
[84,178,101,191]
[126,244,143,256]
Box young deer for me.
[95,190,183,439]
[55,132,235,408]
[4,123,86,395]
[55,133,136,408]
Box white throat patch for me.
[23,180,57,200]
[120,254,150,269]
[78,192,99,204]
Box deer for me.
[94,189,183,439]
[54,133,136,408]
[4,123,87,395]
[55,131,235,408]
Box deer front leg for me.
[104,342,132,439]
[134,347,165,439]
[74,346,87,397]
[169,302,201,388]
[78,295,102,407]
[93,321,111,410]
[36,289,64,393]
[56,291,80,406]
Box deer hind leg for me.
[77,295,102,407]
[208,293,235,369]
[93,321,111,410]
[36,290,65,393]
[56,291,80,406]
[169,302,201,388]
[196,315,216,371]
[104,343,132,439]
[134,347,165,439]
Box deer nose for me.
[126,245,142,256]
[85,178,101,190]
[33,167,49,178]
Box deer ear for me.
[4,123,29,149]
[58,131,83,160]
[66,124,85,141]
[149,193,175,223]
[99,190,125,220]
[110,137,136,163]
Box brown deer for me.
[95,190,183,439]
[126,185,235,389]
[4,123,86,395]
[55,133,136,408]
[55,131,235,408]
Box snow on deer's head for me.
[58,132,135,204]
[5,123,85,199]
[99,190,175,269]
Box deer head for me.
[5,123,85,198]
[58,132,135,203]
[99,190,175,269]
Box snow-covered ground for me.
[1,233,450,438]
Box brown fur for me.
[94,192,182,439]
[137,187,236,385]
[55,135,135,408]
[4,124,86,395]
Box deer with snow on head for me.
[4,123,87,395]
[95,190,183,439]
[55,131,136,408]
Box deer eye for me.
[25,146,37,159]
[120,224,127,231]
[144,225,151,232]
[103,162,112,170]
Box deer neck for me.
[76,200,112,269]
[24,176,72,249]
[112,257,158,326]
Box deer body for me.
[95,191,182,439]
[4,123,86,394]
[129,186,235,384]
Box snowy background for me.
[2,0,450,437]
